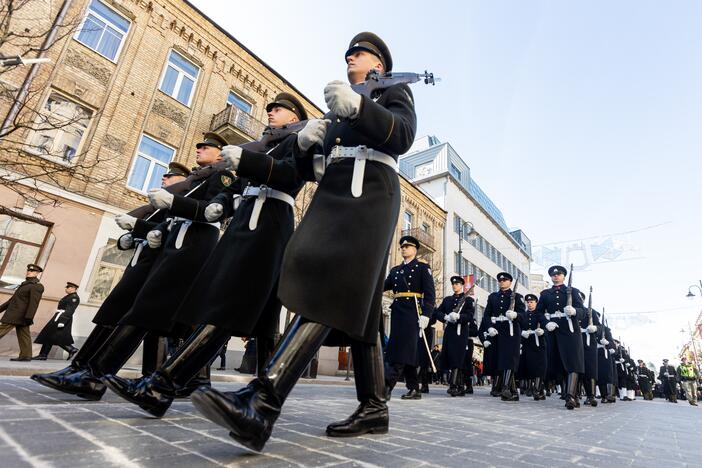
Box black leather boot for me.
[104,325,228,417]
[31,325,114,391]
[533,377,546,400]
[456,371,466,396]
[607,383,617,403]
[400,389,422,400]
[447,369,459,397]
[501,370,518,401]
[465,373,474,394]
[565,373,579,409]
[326,335,388,437]
[191,317,330,452]
[490,375,502,397]
[585,379,598,407]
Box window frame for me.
[85,239,133,304]
[0,208,53,291]
[73,0,131,63]
[227,90,253,114]
[159,50,200,107]
[126,134,176,194]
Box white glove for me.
[546,322,558,332]
[448,312,460,322]
[608,348,616,355]
[587,325,597,333]
[146,230,162,248]
[564,305,577,316]
[599,338,609,346]
[204,203,224,222]
[221,145,243,170]
[506,310,518,320]
[418,315,430,329]
[484,340,491,348]
[664,373,670,377]
[297,119,330,151]
[148,189,174,209]
[118,233,134,250]
[57,323,65,328]
[521,330,530,339]
[324,80,362,118]
[535,328,545,336]
[487,327,498,337]
[115,214,136,230]
[444,314,453,323]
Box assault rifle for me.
[352,69,439,97]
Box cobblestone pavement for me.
[1,376,699,467]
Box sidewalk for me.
[0,356,355,385]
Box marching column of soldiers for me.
[14,30,685,457]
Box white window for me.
[159,50,199,106]
[74,0,130,62]
[403,211,413,231]
[86,239,133,303]
[449,162,462,180]
[0,210,53,289]
[28,93,93,163]
[227,91,253,113]
[127,135,175,193]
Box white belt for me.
[130,240,147,267]
[524,329,541,347]
[546,311,574,333]
[53,310,65,322]
[242,185,295,230]
[171,217,220,249]
[597,343,609,359]
[491,314,514,336]
[580,328,591,346]
[328,145,398,198]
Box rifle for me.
[565,263,575,333]
[351,69,440,97]
[507,279,520,337]
[453,276,484,336]
[585,286,593,346]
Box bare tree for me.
[0,0,119,207]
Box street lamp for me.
[686,280,702,299]
[0,55,51,68]
[456,220,478,276]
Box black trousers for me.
[39,343,75,356]
[386,363,419,391]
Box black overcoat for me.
[434,293,474,369]
[483,289,525,371]
[597,326,615,383]
[537,285,585,376]
[277,83,417,344]
[34,293,80,346]
[579,309,601,380]
[517,309,548,379]
[176,134,304,338]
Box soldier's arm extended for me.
[419,263,435,317]
[236,134,304,193]
[382,268,394,292]
[432,297,447,322]
[459,297,475,324]
[169,169,235,222]
[349,83,417,155]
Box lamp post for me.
[683,281,702,375]
[456,220,478,276]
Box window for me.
[74,0,130,61]
[227,91,253,113]
[449,162,462,180]
[127,135,174,192]
[0,209,52,289]
[422,222,431,234]
[159,50,199,106]
[28,93,93,163]
[403,211,413,231]
[86,239,133,303]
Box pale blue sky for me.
[192,0,702,364]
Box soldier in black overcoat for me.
[518,294,548,400]
[596,324,617,403]
[538,265,585,409]
[434,276,475,397]
[190,32,417,451]
[33,282,81,359]
[579,304,601,407]
[33,135,233,400]
[383,236,435,400]
[31,163,189,391]
[479,304,500,396]
[103,94,312,417]
[636,359,654,400]
[483,272,525,401]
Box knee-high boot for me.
[190,317,330,452]
[599,383,609,403]
[326,334,388,437]
[490,374,502,397]
[501,370,517,401]
[533,377,545,400]
[565,372,579,410]
[31,324,115,391]
[585,379,598,407]
[447,369,459,396]
[103,324,229,417]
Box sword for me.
[535,322,541,347]
[400,273,436,374]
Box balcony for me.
[210,105,266,145]
[402,227,435,253]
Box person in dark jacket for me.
[33,282,81,360]
[383,235,436,400]
[659,358,678,403]
[31,164,188,394]
[32,135,233,401]
[434,276,475,397]
[0,264,44,361]
[518,294,548,400]
[190,32,417,452]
